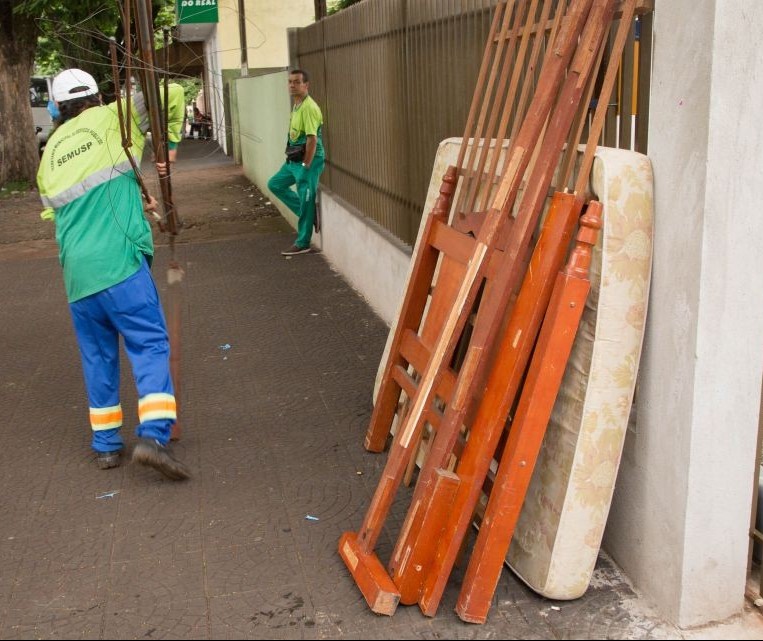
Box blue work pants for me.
[69,260,176,452]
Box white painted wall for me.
[206,28,225,153]
[200,1,314,155]
[216,0,314,71]
[236,71,291,205]
[604,0,763,627]
[320,190,411,325]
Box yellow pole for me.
[630,16,640,151]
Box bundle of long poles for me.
[132,0,180,242]
[113,0,184,439]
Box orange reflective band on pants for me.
[90,405,123,431]
[69,260,176,451]
[138,393,177,424]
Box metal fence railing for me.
[291,0,652,246]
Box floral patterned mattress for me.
[507,147,653,599]
[375,141,654,600]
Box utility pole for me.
[238,0,248,76]
[314,0,327,21]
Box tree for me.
[0,0,173,187]
[327,0,363,15]
[0,1,41,186]
[0,0,123,186]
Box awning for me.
[173,21,215,43]
[160,39,205,77]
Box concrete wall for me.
[604,0,763,627]
[320,191,411,325]
[236,71,296,221]
[217,0,314,71]
[204,1,314,156]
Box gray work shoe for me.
[132,439,191,481]
[96,450,121,470]
[281,244,311,256]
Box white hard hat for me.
[52,69,99,102]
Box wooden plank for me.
[557,31,607,190]
[415,1,617,616]
[391,365,445,431]
[364,167,457,452]
[457,0,521,219]
[575,0,638,194]
[475,0,544,214]
[394,469,461,605]
[338,532,401,615]
[429,219,476,266]
[399,330,458,401]
[419,256,469,348]
[456,201,602,624]
[389,191,583,605]
[455,1,511,177]
[462,0,532,216]
[509,0,566,141]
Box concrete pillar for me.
[604,0,763,627]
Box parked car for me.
[30,76,53,154]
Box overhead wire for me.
[35,11,265,157]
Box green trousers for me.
[267,156,325,249]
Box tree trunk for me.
[0,2,40,187]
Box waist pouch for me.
[285,143,306,163]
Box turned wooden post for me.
[364,166,458,453]
[455,201,603,624]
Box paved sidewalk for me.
[0,142,759,639]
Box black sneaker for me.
[96,450,121,470]
[281,244,312,256]
[132,439,191,481]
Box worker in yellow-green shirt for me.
[37,68,190,480]
[268,68,325,256]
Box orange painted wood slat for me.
[391,365,445,432]
[418,255,470,349]
[475,0,547,214]
[338,532,401,616]
[388,191,583,604]
[454,0,511,205]
[398,330,458,402]
[457,0,520,219]
[574,0,638,195]
[364,167,457,452]
[456,201,603,624]
[429,219,477,266]
[417,2,616,617]
[394,469,461,605]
